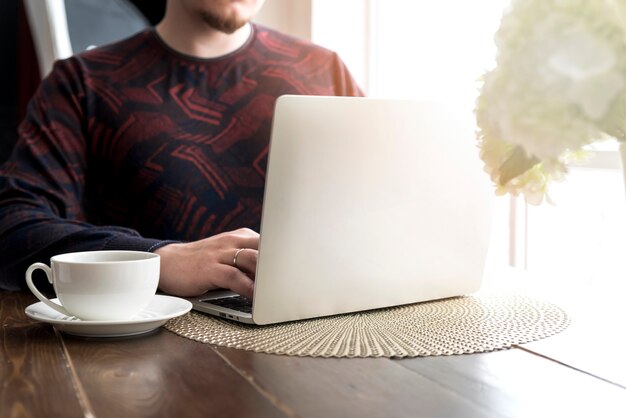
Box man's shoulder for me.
[252,24,337,59]
[48,29,158,85]
[77,29,155,63]
[41,28,159,96]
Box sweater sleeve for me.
[0,59,167,291]
[329,52,365,98]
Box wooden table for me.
[2,290,625,418]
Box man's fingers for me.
[218,266,255,299]
[231,248,257,275]
[233,236,259,251]
[226,228,260,250]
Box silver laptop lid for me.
[252,95,494,325]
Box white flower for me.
[476,0,626,204]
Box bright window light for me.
[312,0,626,289]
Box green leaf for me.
[498,146,540,186]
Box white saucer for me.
[24,295,192,337]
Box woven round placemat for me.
[164,293,570,358]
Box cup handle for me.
[25,262,72,317]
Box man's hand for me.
[155,228,259,299]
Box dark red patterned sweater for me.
[0,25,363,290]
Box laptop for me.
[188,95,494,325]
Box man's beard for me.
[200,11,247,34]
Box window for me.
[524,144,626,290]
[312,0,626,288]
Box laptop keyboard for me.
[202,295,253,314]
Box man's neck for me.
[156,18,251,59]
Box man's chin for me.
[201,13,247,34]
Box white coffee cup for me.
[26,250,160,321]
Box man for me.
[0,0,363,298]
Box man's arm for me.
[0,59,165,291]
[0,58,259,297]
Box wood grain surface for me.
[2,291,625,418]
